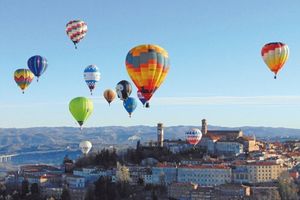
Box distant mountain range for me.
[0,125,299,154]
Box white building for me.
[215,141,244,156]
[177,165,231,186]
[144,174,153,185]
[152,164,177,185]
[233,161,286,184]
[73,167,107,183]
[65,175,85,188]
[151,163,232,187]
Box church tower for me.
[157,123,164,147]
[201,119,208,135]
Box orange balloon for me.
[103,89,116,105]
[261,42,289,79]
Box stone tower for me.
[157,123,164,147]
[201,119,208,135]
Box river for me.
[6,149,82,167]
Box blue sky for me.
[0,0,300,128]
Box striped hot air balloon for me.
[185,128,202,146]
[126,44,170,107]
[66,20,88,49]
[14,69,34,94]
[261,42,289,79]
[83,65,101,95]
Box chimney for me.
[201,119,207,135]
[157,123,164,147]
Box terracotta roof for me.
[207,130,241,136]
[203,133,222,141]
[246,161,279,166]
[156,163,230,169]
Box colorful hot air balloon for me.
[103,89,116,105]
[27,55,48,82]
[79,141,92,155]
[116,80,132,100]
[123,97,137,117]
[66,20,88,49]
[137,90,149,107]
[126,44,170,107]
[69,97,93,129]
[14,69,34,94]
[185,128,202,146]
[84,65,101,95]
[261,42,289,79]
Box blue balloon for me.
[137,91,147,105]
[27,55,48,81]
[123,97,137,117]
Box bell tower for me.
[201,119,207,135]
[157,123,164,147]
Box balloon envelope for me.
[185,128,202,146]
[27,55,48,80]
[66,20,87,48]
[14,69,34,93]
[126,44,170,105]
[261,42,289,79]
[84,65,101,95]
[123,97,137,117]
[137,90,148,106]
[69,97,93,128]
[79,141,92,154]
[103,89,116,105]
[116,80,132,100]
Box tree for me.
[84,185,95,200]
[137,177,144,185]
[21,179,29,197]
[0,183,6,197]
[94,177,116,200]
[94,177,107,199]
[278,171,299,200]
[30,183,39,194]
[116,162,131,183]
[152,190,158,200]
[61,187,71,200]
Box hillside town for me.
[1,120,300,200]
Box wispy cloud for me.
[149,96,300,106]
[1,96,300,108]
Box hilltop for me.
[0,125,299,154]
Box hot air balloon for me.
[103,89,116,105]
[261,42,289,79]
[66,20,87,49]
[126,44,170,107]
[137,90,149,107]
[123,97,137,117]
[84,65,101,95]
[14,69,34,94]
[185,128,202,146]
[79,141,92,155]
[116,80,132,100]
[69,97,93,129]
[27,55,48,82]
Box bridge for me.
[0,154,17,163]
